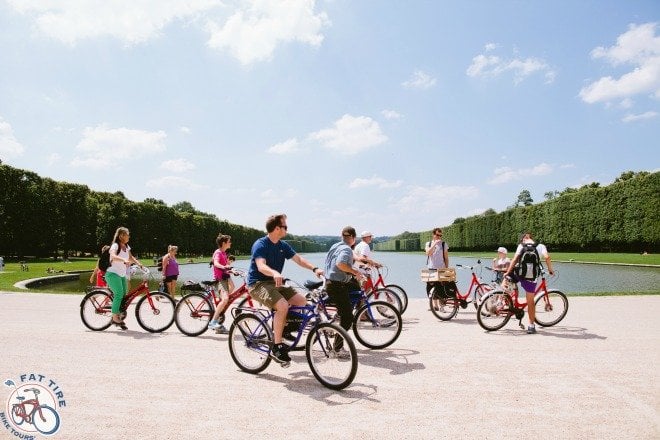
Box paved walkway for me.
[0,292,658,439]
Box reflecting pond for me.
[33,252,660,297]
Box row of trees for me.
[374,171,659,253]
[0,164,322,258]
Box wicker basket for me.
[420,268,456,282]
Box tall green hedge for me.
[375,171,659,252]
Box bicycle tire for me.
[10,405,24,426]
[353,300,402,349]
[384,283,408,314]
[365,288,402,313]
[80,290,113,331]
[135,292,175,333]
[306,322,357,390]
[534,290,569,327]
[472,283,493,309]
[228,312,272,374]
[32,405,60,435]
[476,291,513,331]
[174,292,213,336]
[429,288,459,321]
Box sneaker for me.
[270,343,291,364]
[208,320,221,330]
[214,324,228,334]
[526,325,537,334]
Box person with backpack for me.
[425,227,449,297]
[503,231,555,334]
[106,226,145,330]
[89,245,110,287]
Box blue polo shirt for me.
[247,236,296,286]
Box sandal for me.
[112,319,128,330]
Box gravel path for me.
[0,292,658,439]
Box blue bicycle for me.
[227,281,358,390]
[302,279,402,350]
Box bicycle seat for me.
[304,280,323,290]
[201,280,216,286]
[16,396,25,401]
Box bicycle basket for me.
[181,280,206,292]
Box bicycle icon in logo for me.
[4,379,61,436]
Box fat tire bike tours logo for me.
[2,374,65,438]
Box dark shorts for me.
[164,275,179,282]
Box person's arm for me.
[128,251,143,268]
[161,254,169,277]
[544,254,554,275]
[336,261,362,279]
[504,254,519,277]
[89,266,98,283]
[425,241,438,256]
[443,244,449,267]
[292,254,324,277]
[213,253,230,270]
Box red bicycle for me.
[477,269,568,331]
[80,266,175,333]
[174,269,260,336]
[429,260,493,321]
[361,265,409,314]
[10,388,60,435]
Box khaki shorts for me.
[214,279,230,296]
[248,281,296,309]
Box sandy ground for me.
[0,292,658,440]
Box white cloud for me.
[160,158,195,172]
[179,126,191,134]
[145,175,207,190]
[7,0,220,46]
[579,22,660,104]
[308,114,388,155]
[622,111,659,123]
[0,117,25,158]
[71,124,167,169]
[267,138,301,154]
[402,70,437,90]
[466,47,556,84]
[391,185,479,214]
[47,153,61,166]
[206,0,330,65]
[488,163,554,184]
[259,187,298,204]
[348,175,402,189]
[381,109,403,120]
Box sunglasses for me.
[279,225,288,230]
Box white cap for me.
[497,247,507,254]
[361,231,373,238]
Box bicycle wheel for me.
[32,405,60,435]
[135,292,175,333]
[353,300,402,349]
[306,322,357,390]
[477,291,513,331]
[365,288,402,313]
[429,288,458,321]
[80,290,113,331]
[384,283,408,314]
[174,293,213,336]
[10,405,24,426]
[473,283,494,309]
[534,290,569,327]
[228,313,272,374]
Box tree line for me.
[374,171,659,253]
[0,164,325,259]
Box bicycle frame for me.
[12,391,45,424]
[182,272,254,318]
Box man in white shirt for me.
[354,231,381,269]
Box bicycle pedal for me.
[280,361,291,369]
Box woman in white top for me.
[105,227,144,330]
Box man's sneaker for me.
[527,325,537,334]
[214,324,228,334]
[208,320,221,330]
[270,343,291,364]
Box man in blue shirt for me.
[247,214,323,365]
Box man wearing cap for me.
[492,247,510,283]
[354,231,381,269]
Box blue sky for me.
[0,1,658,236]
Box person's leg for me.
[209,281,230,330]
[105,272,127,327]
[326,282,353,331]
[526,291,536,325]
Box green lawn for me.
[466,251,659,266]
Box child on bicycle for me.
[503,232,555,334]
[492,247,510,283]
